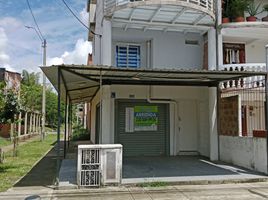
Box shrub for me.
[71,125,90,141]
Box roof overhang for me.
[41,65,267,103]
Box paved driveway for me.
[123,156,267,184]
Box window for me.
[223,43,245,64]
[116,45,140,68]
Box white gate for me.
[77,144,122,187]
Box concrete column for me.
[208,27,219,161]
[101,86,112,144]
[38,115,41,134]
[18,112,22,137]
[35,114,38,133]
[34,113,37,133]
[29,113,32,134]
[102,19,112,66]
[24,112,28,135]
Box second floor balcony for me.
[105,0,215,33]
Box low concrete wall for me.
[219,135,267,174]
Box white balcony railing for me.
[105,0,214,13]
[220,63,267,89]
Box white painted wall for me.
[112,28,204,69]
[246,41,268,63]
[90,85,210,157]
[220,135,267,174]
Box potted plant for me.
[246,0,263,21]
[229,0,249,22]
[262,4,268,21]
[222,0,230,23]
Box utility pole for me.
[25,26,46,141]
[42,39,47,141]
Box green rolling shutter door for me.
[115,101,169,157]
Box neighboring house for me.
[0,68,22,94]
[0,68,41,138]
[85,0,268,173]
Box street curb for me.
[55,177,268,191]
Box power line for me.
[61,0,89,30]
[26,0,44,40]
[60,0,101,37]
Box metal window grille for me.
[77,144,123,187]
[80,149,101,187]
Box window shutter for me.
[116,45,140,68]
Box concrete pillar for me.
[24,112,28,135]
[29,113,32,134]
[208,27,219,161]
[102,19,112,66]
[101,86,112,144]
[18,112,22,137]
[34,113,36,133]
[38,115,41,134]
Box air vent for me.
[185,40,199,45]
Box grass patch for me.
[138,181,168,188]
[0,134,57,192]
[0,137,11,148]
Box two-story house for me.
[84,0,267,172]
[42,0,268,177]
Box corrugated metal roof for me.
[41,65,267,103]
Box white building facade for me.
[87,0,268,173]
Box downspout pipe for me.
[146,86,179,156]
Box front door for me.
[177,100,198,154]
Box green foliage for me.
[45,87,64,128]
[71,124,90,141]
[21,70,40,86]
[0,90,20,123]
[264,4,268,12]
[229,0,250,18]
[20,70,64,129]
[246,0,263,16]
[0,137,12,148]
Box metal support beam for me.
[99,70,102,144]
[265,75,268,174]
[56,67,61,185]
[68,102,72,148]
[124,8,136,31]
[144,7,161,32]
[193,13,206,25]
[266,44,268,174]
[64,92,68,159]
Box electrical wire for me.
[26,0,45,40]
[60,0,101,36]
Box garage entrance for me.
[115,100,170,157]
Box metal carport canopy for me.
[41,65,267,103]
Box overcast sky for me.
[0,0,92,73]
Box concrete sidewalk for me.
[1,182,268,199]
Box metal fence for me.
[220,77,266,137]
